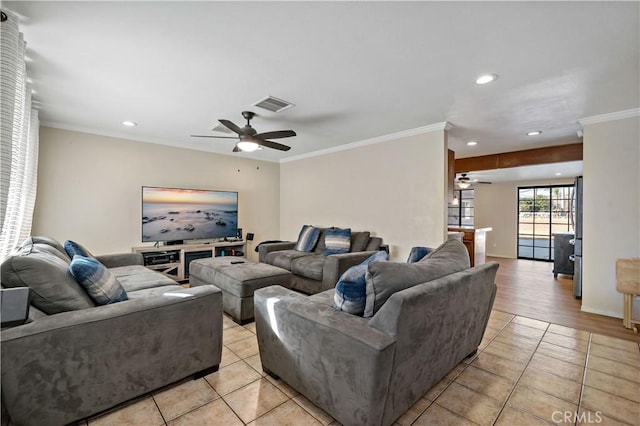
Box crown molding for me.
[39,122,282,163]
[280,121,451,163]
[577,108,640,126]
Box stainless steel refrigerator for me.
[570,176,583,299]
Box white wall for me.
[33,127,281,261]
[582,115,640,318]
[474,177,575,258]
[280,130,448,261]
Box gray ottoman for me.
[189,257,291,324]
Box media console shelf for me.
[132,240,245,282]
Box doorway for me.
[517,184,574,260]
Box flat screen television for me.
[142,186,238,244]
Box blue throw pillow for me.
[407,246,433,263]
[333,250,389,315]
[64,240,94,259]
[323,228,351,255]
[69,255,128,305]
[294,225,321,252]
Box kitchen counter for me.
[448,227,493,267]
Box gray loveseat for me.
[254,239,498,426]
[0,236,223,426]
[258,228,382,294]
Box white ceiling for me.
[7,1,639,172]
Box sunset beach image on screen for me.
[142,187,238,242]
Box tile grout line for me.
[150,395,168,425]
[216,362,290,425]
[574,332,592,426]
[402,314,513,426]
[489,318,552,425]
[575,338,640,426]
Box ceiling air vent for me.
[252,95,295,113]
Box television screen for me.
[142,186,238,243]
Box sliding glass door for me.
[518,185,573,261]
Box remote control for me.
[230,260,245,264]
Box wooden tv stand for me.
[132,240,245,282]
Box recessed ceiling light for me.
[555,172,562,176]
[475,74,498,85]
[122,121,137,127]
[467,141,478,146]
[527,130,542,136]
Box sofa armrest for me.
[96,252,144,268]
[1,286,223,426]
[258,241,296,263]
[321,250,379,291]
[254,285,395,426]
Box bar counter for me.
[447,227,493,267]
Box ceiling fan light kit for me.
[457,172,472,189]
[237,141,260,152]
[475,74,498,85]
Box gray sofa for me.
[254,239,498,426]
[258,228,383,294]
[0,236,223,426]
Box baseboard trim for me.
[486,254,515,259]
[580,305,622,319]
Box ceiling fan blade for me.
[190,135,239,139]
[258,139,291,151]
[219,119,244,135]
[254,130,296,140]
[232,146,240,153]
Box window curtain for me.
[0,10,39,261]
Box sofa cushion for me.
[294,225,321,252]
[323,228,351,255]
[110,265,178,291]
[69,255,128,305]
[365,237,383,251]
[30,243,72,263]
[363,239,470,317]
[291,255,326,281]
[407,246,433,263]
[126,284,187,299]
[313,228,329,254]
[20,236,69,260]
[266,250,313,271]
[333,250,389,315]
[26,304,48,322]
[350,232,371,253]
[64,240,94,259]
[0,249,95,314]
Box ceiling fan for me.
[457,173,492,189]
[191,111,296,152]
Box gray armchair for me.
[255,259,498,426]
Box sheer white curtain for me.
[1,10,39,261]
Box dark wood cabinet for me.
[448,149,455,203]
[553,232,574,278]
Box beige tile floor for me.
[85,311,640,426]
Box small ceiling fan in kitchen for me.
[457,173,492,189]
[190,111,296,152]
